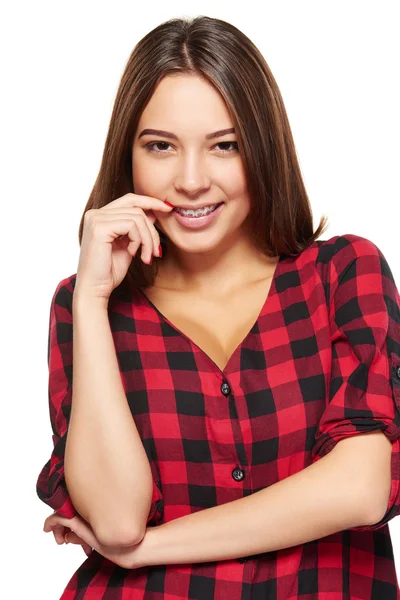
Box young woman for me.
[38,15,400,600]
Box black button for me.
[396,366,400,380]
[232,467,245,481]
[221,382,231,396]
[237,557,248,563]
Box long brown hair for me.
[78,15,328,291]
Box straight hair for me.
[78,15,328,291]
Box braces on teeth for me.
[176,204,219,217]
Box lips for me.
[172,201,224,230]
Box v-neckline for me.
[136,254,285,376]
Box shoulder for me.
[310,234,399,320]
[318,233,395,285]
[315,232,383,267]
[49,273,77,314]
[286,232,381,274]
[313,232,393,288]
[290,233,397,311]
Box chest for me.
[140,278,274,372]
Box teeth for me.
[175,203,220,217]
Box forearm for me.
[141,449,377,566]
[64,295,153,546]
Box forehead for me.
[136,74,233,133]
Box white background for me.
[2,1,399,597]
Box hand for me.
[43,511,147,569]
[75,192,174,301]
[43,511,93,557]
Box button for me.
[221,382,231,396]
[237,557,248,563]
[396,366,400,380]
[232,467,245,481]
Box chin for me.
[163,232,220,252]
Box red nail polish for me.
[149,255,153,265]
[164,201,174,208]
[158,244,163,257]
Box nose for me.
[174,152,211,197]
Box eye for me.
[144,141,239,155]
[214,141,239,154]
[145,142,173,154]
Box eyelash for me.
[145,141,239,155]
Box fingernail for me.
[158,244,163,257]
[164,201,174,208]
[149,255,153,265]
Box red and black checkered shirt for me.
[37,233,400,599]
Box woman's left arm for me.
[44,430,390,569]
[138,431,391,567]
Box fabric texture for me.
[36,233,400,599]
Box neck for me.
[155,231,279,295]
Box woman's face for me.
[131,74,251,255]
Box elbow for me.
[94,521,145,548]
[363,496,388,528]
[346,479,388,529]
[358,469,391,528]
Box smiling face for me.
[131,73,252,256]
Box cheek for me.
[132,153,159,190]
[221,165,248,199]
[227,188,252,227]
[132,159,150,195]
[132,156,167,196]
[228,176,251,215]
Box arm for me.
[139,431,392,566]
[64,294,154,547]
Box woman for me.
[38,15,400,599]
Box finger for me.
[64,532,93,557]
[44,514,100,556]
[64,531,79,544]
[83,545,93,557]
[65,531,90,548]
[147,216,162,256]
[103,193,174,213]
[127,212,160,259]
[98,208,160,253]
[123,221,142,259]
[96,212,159,260]
[53,525,67,545]
[69,524,100,552]
[44,515,84,542]
[116,215,156,263]
[44,514,76,532]
[127,216,155,262]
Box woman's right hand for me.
[74,193,174,301]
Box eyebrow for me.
[138,127,236,141]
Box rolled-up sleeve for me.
[311,235,400,531]
[36,277,164,525]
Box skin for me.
[42,75,393,567]
[43,430,392,570]
[43,72,280,557]
[131,73,278,294]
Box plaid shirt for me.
[36,233,400,599]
